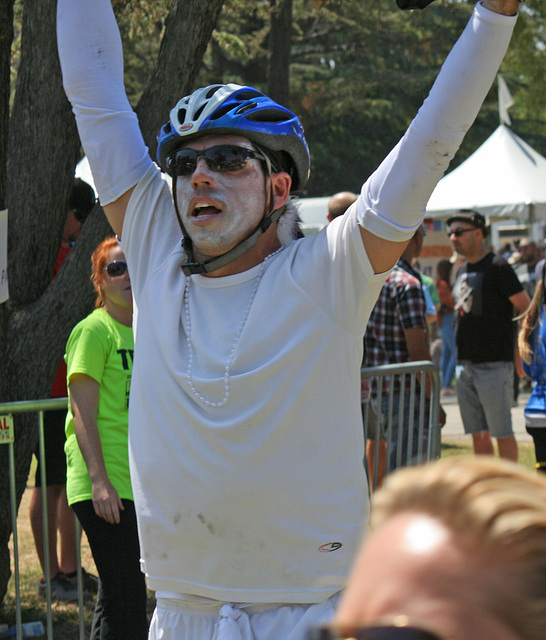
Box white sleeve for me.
[358,2,517,242]
[57,0,153,206]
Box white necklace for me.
[184,246,284,408]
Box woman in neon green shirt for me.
[65,236,148,639]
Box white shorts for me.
[149,593,340,640]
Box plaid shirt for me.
[364,259,427,394]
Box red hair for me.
[91,236,119,308]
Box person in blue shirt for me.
[518,263,546,473]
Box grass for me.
[1,441,538,637]
[3,482,96,639]
[441,439,537,471]
[2,461,156,639]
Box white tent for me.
[426,124,546,221]
[75,156,97,196]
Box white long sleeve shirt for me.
[57,0,517,602]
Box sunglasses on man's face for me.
[165,145,264,178]
[307,624,444,640]
[104,261,128,278]
[448,227,476,239]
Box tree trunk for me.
[0,0,226,605]
[0,15,14,571]
[136,0,225,161]
[0,0,14,209]
[268,0,292,108]
[0,0,82,603]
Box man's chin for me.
[191,242,238,264]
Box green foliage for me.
[113,0,170,38]
[193,0,546,195]
[499,0,546,153]
[504,0,546,121]
[9,0,546,195]
[288,0,475,193]
[213,31,250,62]
[9,0,23,108]
[197,0,271,86]
[112,0,170,105]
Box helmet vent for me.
[177,108,187,123]
[192,104,206,121]
[246,108,290,123]
[206,85,223,99]
[235,102,257,115]
[209,104,235,120]
[235,90,263,101]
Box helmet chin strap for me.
[172,162,284,276]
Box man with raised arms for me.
[56,1,522,639]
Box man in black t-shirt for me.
[448,210,530,460]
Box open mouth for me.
[192,203,221,217]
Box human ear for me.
[271,172,291,210]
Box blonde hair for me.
[370,457,546,640]
[518,281,543,365]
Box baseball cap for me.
[446,209,487,235]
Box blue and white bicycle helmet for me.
[157,83,310,192]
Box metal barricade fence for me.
[361,360,441,490]
[0,397,86,640]
[2,364,440,637]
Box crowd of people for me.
[31,184,149,635]
[30,178,99,601]
[26,1,546,640]
[360,205,546,472]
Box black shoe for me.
[37,572,79,601]
[66,568,99,594]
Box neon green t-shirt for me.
[64,308,134,505]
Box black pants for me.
[526,427,546,473]
[72,499,148,640]
[35,409,68,486]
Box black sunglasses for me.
[307,625,444,640]
[105,261,128,278]
[165,145,264,178]
[448,227,476,238]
